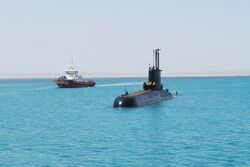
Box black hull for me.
[56,83,95,88]
[113,90,173,108]
[54,79,96,88]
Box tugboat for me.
[113,48,173,108]
[54,64,95,88]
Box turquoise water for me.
[0,77,250,166]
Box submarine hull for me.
[113,90,173,108]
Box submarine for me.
[113,48,173,108]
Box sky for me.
[0,0,250,76]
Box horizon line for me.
[0,73,250,80]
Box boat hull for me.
[54,79,96,88]
[113,90,173,108]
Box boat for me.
[113,48,173,108]
[54,64,95,88]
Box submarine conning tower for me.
[143,48,163,91]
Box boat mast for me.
[71,57,74,68]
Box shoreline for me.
[0,74,250,80]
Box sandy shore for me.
[0,72,250,79]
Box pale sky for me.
[0,0,249,76]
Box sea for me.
[0,77,250,166]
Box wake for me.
[96,82,142,87]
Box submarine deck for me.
[123,90,151,97]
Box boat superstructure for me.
[54,63,95,88]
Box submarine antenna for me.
[154,49,157,68]
[124,85,128,95]
[156,48,159,69]
[155,48,161,69]
[155,49,157,69]
[158,48,160,69]
[153,49,155,69]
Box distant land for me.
[0,71,250,79]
